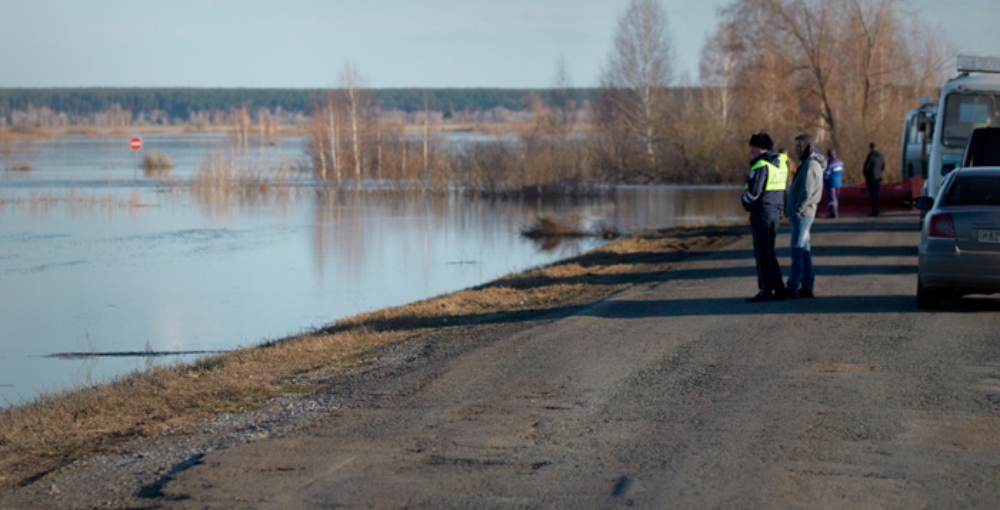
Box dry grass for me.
[0,126,55,141]
[189,148,299,211]
[0,223,741,489]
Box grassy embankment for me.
[0,222,742,490]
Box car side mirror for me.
[914,196,935,211]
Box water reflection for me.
[0,134,748,406]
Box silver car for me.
[916,167,1000,309]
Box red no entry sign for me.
[129,137,143,151]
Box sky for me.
[0,0,997,89]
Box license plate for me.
[978,229,1000,243]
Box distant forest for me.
[0,88,596,125]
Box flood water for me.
[0,133,745,406]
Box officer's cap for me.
[748,133,774,151]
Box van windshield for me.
[942,93,1000,148]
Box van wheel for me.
[917,278,941,309]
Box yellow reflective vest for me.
[750,157,789,191]
[743,153,789,212]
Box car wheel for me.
[917,278,941,310]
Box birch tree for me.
[326,90,342,182]
[340,62,368,186]
[599,0,675,174]
[699,21,740,129]
[551,54,576,132]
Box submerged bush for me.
[142,150,174,170]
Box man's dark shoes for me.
[746,291,772,303]
[772,288,787,301]
[799,288,814,298]
[785,288,799,300]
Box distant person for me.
[742,132,788,302]
[863,142,885,216]
[777,148,794,212]
[778,148,795,177]
[785,134,825,299]
[823,149,844,218]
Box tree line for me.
[0,87,597,124]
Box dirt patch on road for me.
[0,223,742,490]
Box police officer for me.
[742,132,788,302]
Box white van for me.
[923,55,1000,199]
[900,100,935,180]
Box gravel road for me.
[5,212,1000,509]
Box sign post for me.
[129,136,143,179]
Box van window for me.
[941,175,1000,206]
[964,128,1000,167]
[942,93,1000,148]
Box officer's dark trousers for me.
[750,210,783,295]
[866,178,881,216]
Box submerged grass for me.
[0,223,742,489]
[0,190,150,216]
[520,215,621,240]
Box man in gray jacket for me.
[785,134,825,298]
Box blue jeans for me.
[787,215,814,291]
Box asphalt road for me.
[9,212,1000,509]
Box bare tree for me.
[423,91,430,182]
[551,54,576,132]
[600,0,676,173]
[340,62,369,186]
[702,0,950,181]
[308,108,329,180]
[326,90,343,182]
[699,21,740,128]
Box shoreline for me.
[0,222,743,490]
[0,122,598,141]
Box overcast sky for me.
[0,0,996,89]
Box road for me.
[9,212,1000,509]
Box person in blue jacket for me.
[823,149,844,218]
[742,132,788,302]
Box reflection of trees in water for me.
[306,191,656,277]
[310,191,456,284]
